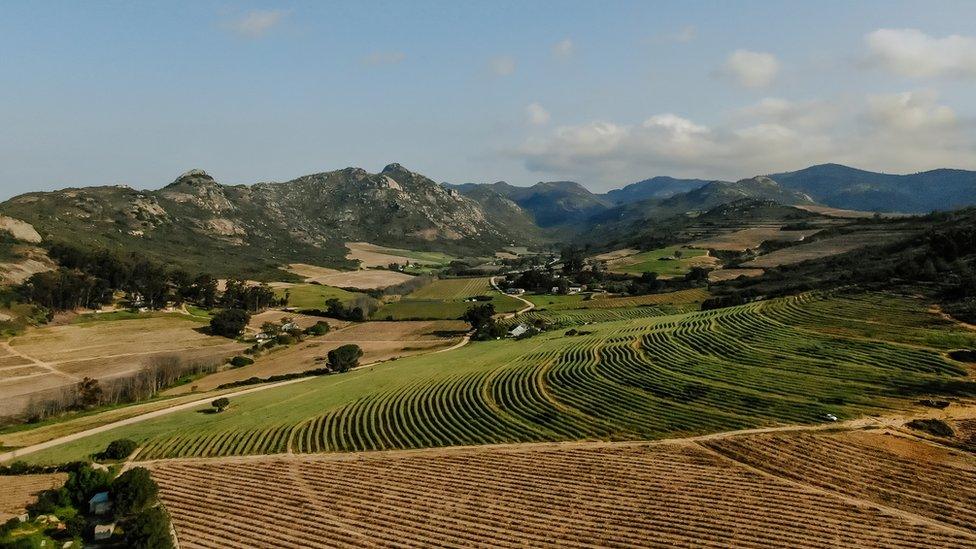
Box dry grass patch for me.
[708,268,766,282]
[691,226,822,252]
[742,230,907,268]
[0,473,67,521]
[164,320,467,394]
[286,263,414,289]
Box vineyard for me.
[407,277,493,299]
[373,276,522,320]
[21,290,976,465]
[150,429,976,548]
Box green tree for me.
[102,439,138,460]
[212,397,230,412]
[209,308,250,338]
[328,344,363,373]
[124,506,174,549]
[111,467,158,518]
[64,463,112,506]
[462,303,496,330]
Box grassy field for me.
[274,283,362,309]
[150,429,976,547]
[373,277,523,320]
[525,288,708,311]
[606,246,713,276]
[12,290,976,464]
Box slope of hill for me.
[603,175,717,204]
[770,163,976,213]
[451,180,612,228]
[0,165,542,279]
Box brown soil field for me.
[164,320,467,394]
[690,226,823,252]
[344,241,450,268]
[149,428,976,548]
[590,248,640,261]
[742,230,908,268]
[0,315,245,417]
[0,473,67,521]
[286,263,414,289]
[708,268,766,282]
[247,311,345,332]
[796,204,910,219]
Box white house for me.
[88,492,112,516]
[506,288,525,295]
[508,324,529,338]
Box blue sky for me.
[1,1,975,198]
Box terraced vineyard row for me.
[151,432,976,548]
[122,291,976,461]
[499,305,675,328]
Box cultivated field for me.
[690,225,822,251]
[407,277,493,299]
[286,263,414,289]
[17,290,976,464]
[742,230,909,268]
[345,242,454,268]
[0,314,245,418]
[164,320,467,394]
[605,246,716,276]
[373,277,523,320]
[149,428,976,548]
[0,473,67,521]
[708,268,766,282]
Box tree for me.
[560,247,586,274]
[77,377,103,408]
[212,397,230,412]
[102,439,138,460]
[462,303,496,330]
[111,467,158,518]
[209,308,250,338]
[306,321,330,336]
[124,506,174,549]
[328,344,363,373]
[64,463,112,507]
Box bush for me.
[101,438,138,460]
[229,355,254,368]
[276,334,295,345]
[328,344,363,373]
[906,418,954,437]
[305,321,330,336]
[64,463,112,507]
[209,308,250,338]
[111,467,158,518]
[212,397,230,412]
[124,506,173,549]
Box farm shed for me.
[88,492,112,516]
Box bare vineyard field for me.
[17,290,976,465]
[150,429,976,548]
[0,473,67,521]
[0,314,245,417]
[285,263,414,289]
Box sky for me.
[1,0,976,199]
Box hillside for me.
[0,165,543,279]
[451,180,612,228]
[770,163,976,213]
[603,175,717,204]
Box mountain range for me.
[1,162,974,279]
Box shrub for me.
[101,438,138,460]
[111,467,158,518]
[229,356,254,368]
[212,397,230,412]
[276,334,295,345]
[305,321,330,336]
[906,418,954,437]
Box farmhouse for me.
[506,288,525,295]
[88,492,112,516]
[508,324,529,338]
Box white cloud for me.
[866,90,957,130]
[490,56,517,76]
[363,51,406,66]
[866,28,976,78]
[672,26,697,43]
[513,92,974,186]
[720,49,780,88]
[552,39,574,59]
[525,103,551,126]
[224,9,287,38]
